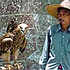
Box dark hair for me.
[57,7,70,13]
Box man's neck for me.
[61,23,70,31]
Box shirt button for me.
[62,36,64,38]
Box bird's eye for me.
[20,26,23,29]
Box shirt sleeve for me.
[39,27,51,70]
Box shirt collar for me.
[57,24,70,32]
[56,24,62,32]
[67,25,70,32]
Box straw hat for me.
[45,0,70,18]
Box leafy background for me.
[0,0,62,70]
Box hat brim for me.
[45,4,61,18]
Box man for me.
[39,0,70,70]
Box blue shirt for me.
[39,24,70,70]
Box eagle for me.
[0,21,29,66]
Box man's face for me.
[57,9,70,25]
